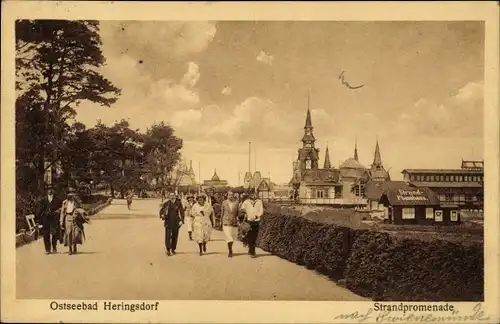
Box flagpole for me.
[249,141,252,173]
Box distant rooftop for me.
[402,169,484,174]
[461,160,484,169]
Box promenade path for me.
[16,198,367,301]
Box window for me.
[409,175,414,181]
[459,194,465,202]
[435,210,443,222]
[425,176,430,181]
[444,194,453,202]
[430,175,435,182]
[425,208,434,219]
[450,211,459,222]
[459,176,463,182]
[417,175,422,181]
[402,208,416,219]
[316,190,324,198]
[445,176,450,181]
[438,194,446,202]
[440,175,444,181]
[305,159,312,170]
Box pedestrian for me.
[207,190,217,227]
[160,192,184,256]
[190,193,213,256]
[239,190,264,258]
[237,192,249,246]
[36,186,62,254]
[184,195,195,240]
[221,190,239,257]
[59,188,89,255]
[126,191,133,210]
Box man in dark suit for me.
[160,192,184,256]
[36,187,62,254]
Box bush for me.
[345,232,484,301]
[257,210,484,301]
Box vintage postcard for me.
[1,1,499,323]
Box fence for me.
[261,197,368,206]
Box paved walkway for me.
[16,199,367,301]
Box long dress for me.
[184,202,194,232]
[60,200,88,247]
[190,202,213,243]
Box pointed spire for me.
[305,107,312,129]
[354,137,359,161]
[189,160,193,172]
[324,143,332,169]
[211,168,220,181]
[372,138,383,167]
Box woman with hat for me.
[184,194,195,240]
[59,188,89,255]
[189,193,213,255]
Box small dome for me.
[340,158,366,169]
[211,170,220,181]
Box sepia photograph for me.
[2,1,499,323]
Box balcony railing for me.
[271,197,368,205]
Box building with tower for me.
[202,169,229,190]
[290,102,392,207]
[177,160,197,187]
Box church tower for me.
[371,139,383,169]
[297,96,320,171]
[324,144,332,169]
[354,137,359,161]
[369,138,391,182]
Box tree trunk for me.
[109,182,115,198]
[37,154,46,195]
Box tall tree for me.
[16,20,121,193]
[142,122,183,191]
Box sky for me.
[75,21,485,186]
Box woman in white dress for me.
[184,195,195,240]
[190,193,213,256]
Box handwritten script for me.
[338,71,364,90]
[334,303,490,323]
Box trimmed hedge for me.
[256,211,484,301]
[344,231,484,301]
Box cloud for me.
[221,86,232,96]
[171,109,203,128]
[100,21,217,59]
[181,62,200,88]
[74,53,202,130]
[164,85,200,106]
[256,50,274,65]
[394,81,483,138]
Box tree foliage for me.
[16,20,121,195]
[15,20,185,227]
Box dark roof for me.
[364,181,412,200]
[258,178,274,191]
[380,187,440,206]
[340,158,366,170]
[302,168,340,183]
[402,169,483,175]
[409,181,483,188]
[340,168,367,179]
[368,168,391,181]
